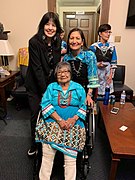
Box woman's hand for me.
[50,112,67,130]
[106,73,113,85]
[86,89,94,107]
[61,48,67,55]
[86,94,94,107]
[97,62,107,69]
[58,120,67,130]
[65,116,78,130]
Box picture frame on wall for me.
[126,0,135,27]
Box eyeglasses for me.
[104,30,112,34]
[57,70,70,76]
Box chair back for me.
[20,65,28,81]
[113,65,125,85]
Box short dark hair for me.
[98,24,111,35]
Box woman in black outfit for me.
[25,12,62,156]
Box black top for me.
[25,34,61,95]
[68,60,88,90]
[95,47,112,63]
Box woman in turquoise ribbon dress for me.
[35,62,86,180]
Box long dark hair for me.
[36,12,62,47]
[66,28,88,53]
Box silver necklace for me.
[71,61,82,76]
[100,46,109,57]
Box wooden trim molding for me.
[48,0,56,13]
[100,0,110,24]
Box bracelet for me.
[88,92,93,97]
[73,115,78,121]
[57,118,62,123]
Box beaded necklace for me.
[48,45,53,64]
[58,91,71,108]
[100,45,109,57]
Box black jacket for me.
[25,34,61,95]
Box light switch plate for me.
[115,36,121,42]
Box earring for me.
[42,35,45,40]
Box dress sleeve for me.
[86,51,100,89]
[89,44,96,53]
[111,46,117,65]
[62,54,68,62]
[76,86,87,121]
[28,39,47,93]
[40,84,56,119]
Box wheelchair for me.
[77,104,96,180]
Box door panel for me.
[63,12,96,46]
[69,19,78,27]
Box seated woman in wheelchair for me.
[35,62,87,180]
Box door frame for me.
[47,0,110,25]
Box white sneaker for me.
[7,95,14,102]
[28,147,38,156]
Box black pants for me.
[27,91,43,178]
[27,91,42,148]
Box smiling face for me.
[69,31,84,53]
[57,66,71,86]
[44,19,57,38]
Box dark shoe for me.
[28,146,38,156]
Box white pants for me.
[39,143,76,180]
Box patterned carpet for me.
[0,99,135,180]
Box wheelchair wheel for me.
[83,161,91,179]
[79,160,90,180]
[84,164,88,177]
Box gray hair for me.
[54,61,72,76]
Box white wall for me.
[108,0,135,95]
[0,0,48,70]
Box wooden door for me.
[63,12,97,46]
